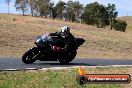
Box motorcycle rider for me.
[50,26,77,53]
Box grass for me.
[0,14,132,59]
[0,14,132,88]
[1,67,132,88]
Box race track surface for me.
[0,57,132,70]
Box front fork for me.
[32,51,41,60]
[30,46,42,60]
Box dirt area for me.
[0,14,132,59]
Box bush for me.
[112,19,127,32]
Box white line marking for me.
[0,65,132,71]
[24,68,38,70]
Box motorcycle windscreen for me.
[35,34,50,47]
[41,34,51,41]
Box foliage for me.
[112,19,127,32]
[14,0,29,16]
[81,2,109,28]
[13,0,127,32]
[64,1,75,22]
[64,0,83,22]
[37,0,50,18]
[72,1,83,21]
[54,1,66,19]
[48,2,56,19]
[106,4,118,30]
[28,0,39,16]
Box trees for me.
[81,2,127,31]
[54,1,66,19]
[28,0,51,17]
[13,0,127,32]
[14,0,29,16]
[5,0,11,14]
[106,4,118,30]
[37,0,50,18]
[64,0,83,22]
[48,2,56,19]
[81,2,128,31]
[64,0,75,22]
[96,4,110,27]
[37,0,46,18]
[81,2,109,27]
[15,0,51,17]
[72,1,83,21]
[112,19,127,32]
[28,0,38,16]
[64,6,75,22]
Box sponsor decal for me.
[76,66,131,85]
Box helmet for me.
[60,26,70,38]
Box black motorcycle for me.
[22,33,85,64]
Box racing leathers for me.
[50,32,77,52]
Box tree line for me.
[12,0,127,32]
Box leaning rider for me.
[50,26,77,53]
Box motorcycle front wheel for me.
[22,47,40,64]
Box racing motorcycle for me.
[22,33,85,64]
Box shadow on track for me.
[1,57,132,70]
[31,62,96,66]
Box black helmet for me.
[60,26,70,38]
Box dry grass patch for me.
[0,14,132,59]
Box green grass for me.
[0,67,127,88]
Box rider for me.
[50,26,77,53]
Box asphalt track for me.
[0,57,132,71]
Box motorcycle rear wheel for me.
[59,51,77,64]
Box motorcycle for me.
[22,33,85,64]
